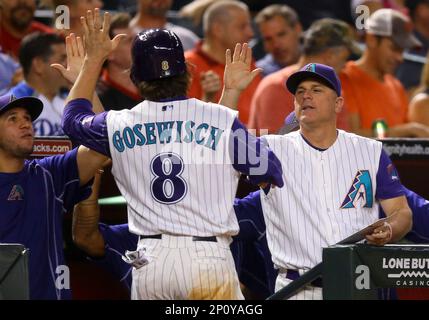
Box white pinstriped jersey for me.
[260,130,382,271]
[106,98,240,237]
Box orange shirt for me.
[0,21,54,58]
[248,63,349,134]
[340,61,409,130]
[185,42,262,125]
[248,64,298,134]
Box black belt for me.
[285,269,323,288]
[140,234,217,242]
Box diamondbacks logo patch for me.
[8,184,24,201]
[340,170,373,209]
[305,63,316,72]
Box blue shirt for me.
[0,148,91,299]
[256,54,283,77]
[93,223,138,292]
[0,52,19,95]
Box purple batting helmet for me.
[130,29,187,84]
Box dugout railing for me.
[267,244,429,300]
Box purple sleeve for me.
[379,186,429,242]
[233,191,265,241]
[37,148,92,210]
[62,98,111,157]
[229,118,284,187]
[375,149,405,200]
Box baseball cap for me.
[365,8,422,49]
[286,63,342,96]
[303,18,361,56]
[0,94,43,121]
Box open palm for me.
[223,43,261,92]
[81,8,125,61]
[51,33,85,84]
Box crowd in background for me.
[2,0,429,300]
[1,0,429,138]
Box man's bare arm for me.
[73,171,105,257]
[366,195,412,245]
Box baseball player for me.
[73,175,272,297]
[72,113,429,299]
[258,63,413,299]
[61,9,283,300]
[0,93,108,299]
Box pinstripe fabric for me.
[107,98,243,300]
[130,235,243,300]
[260,130,383,298]
[275,273,322,300]
[106,98,240,237]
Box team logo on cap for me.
[161,60,170,71]
[9,94,17,103]
[305,64,316,72]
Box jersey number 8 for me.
[150,152,188,204]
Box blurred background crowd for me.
[2,0,429,139]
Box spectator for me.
[351,0,409,15]
[0,50,22,95]
[248,18,358,134]
[396,0,429,94]
[254,4,302,77]
[185,0,259,125]
[179,0,219,37]
[340,8,429,137]
[130,0,199,51]
[408,51,429,125]
[279,0,355,29]
[9,32,69,136]
[97,13,141,110]
[51,0,104,37]
[0,0,54,58]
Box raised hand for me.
[80,8,126,62]
[51,33,85,84]
[223,43,262,92]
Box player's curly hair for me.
[136,70,191,101]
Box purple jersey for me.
[0,148,91,299]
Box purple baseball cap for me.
[286,63,341,96]
[0,94,43,121]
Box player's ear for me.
[334,96,344,114]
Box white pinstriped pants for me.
[275,271,323,300]
[131,234,244,300]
